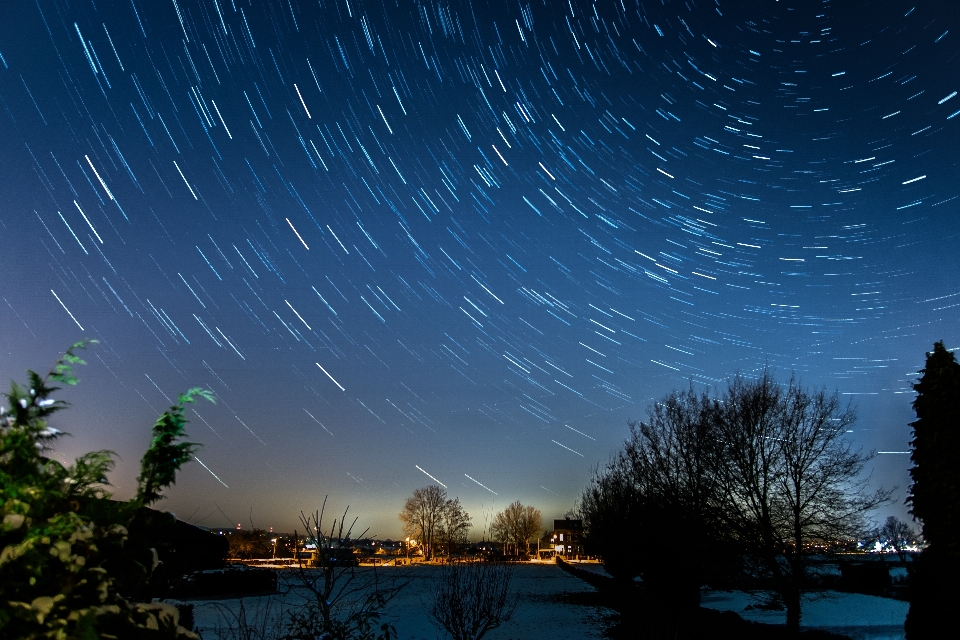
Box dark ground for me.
[555,559,852,640]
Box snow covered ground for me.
[180,563,613,640]
[179,563,909,640]
[700,590,909,640]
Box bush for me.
[838,560,891,595]
[284,500,402,639]
[430,561,515,640]
[0,341,211,638]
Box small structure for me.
[552,518,584,559]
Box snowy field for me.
[178,563,909,640]
[577,560,909,639]
[180,563,613,640]
[700,590,909,640]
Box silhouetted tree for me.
[488,509,509,555]
[580,462,645,580]
[430,561,515,640]
[907,341,960,552]
[436,497,472,557]
[399,485,446,560]
[905,341,960,639]
[581,385,723,602]
[288,497,403,639]
[489,501,541,556]
[512,504,542,555]
[227,528,273,559]
[879,516,914,565]
[581,372,889,628]
[399,485,469,561]
[716,371,890,631]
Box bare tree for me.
[585,385,725,605]
[581,372,889,625]
[880,516,915,565]
[227,529,272,559]
[400,485,471,561]
[518,505,542,555]
[290,497,405,638]
[430,561,515,640]
[580,462,646,581]
[716,371,891,631]
[489,509,511,555]
[437,497,473,557]
[489,501,541,556]
[580,385,725,601]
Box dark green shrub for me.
[1,341,212,638]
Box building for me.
[552,517,584,559]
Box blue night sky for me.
[1,0,957,538]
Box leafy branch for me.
[136,388,215,507]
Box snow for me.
[179,563,612,640]
[178,564,909,640]
[701,590,909,640]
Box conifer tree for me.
[906,341,960,550]
[906,341,960,639]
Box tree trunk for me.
[784,584,801,631]
[784,549,804,631]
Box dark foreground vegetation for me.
[574,341,959,640]
[0,341,211,638]
[579,368,892,631]
[904,341,960,638]
[0,343,402,639]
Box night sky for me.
[1,0,958,538]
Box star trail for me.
[1,0,957,535]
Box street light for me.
[271,538,278,560]
[405,537,410,562]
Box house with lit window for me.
[551,517,584,559]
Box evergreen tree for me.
[906,341,960,551]
[906,341,960,639]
